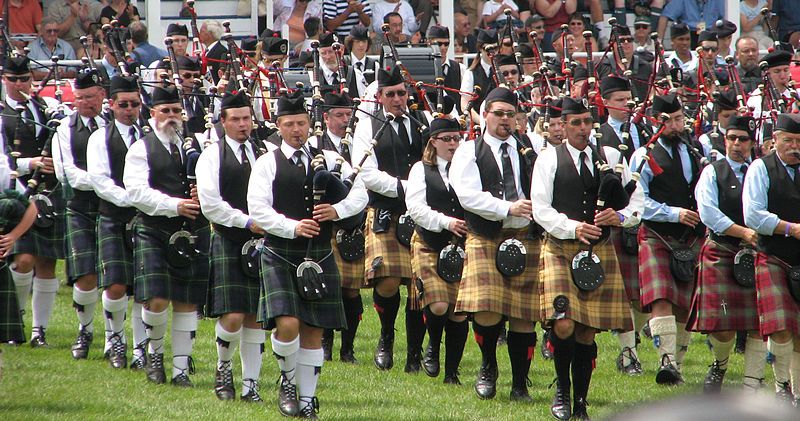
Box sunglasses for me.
[568,117,594,126]
[634,24,650,30]
[116,101,141,109]
[434,135,461,143]
[490,110,516,118]
[702,46,718,52]
[158,107,183,115]
[726,134,752,142]
[181,72,201,80]
[569,22,584,26]
[435,41,450,47]
[619,37,633,44]
[383,89,407,98]
[5,75,31,82]
[502,41,513,47]
[501,69,519,77]
[45,29,60,34]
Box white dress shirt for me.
[196,136,256,228]
[351,111,414,197]
[123,131,184,217]
[309,130,344,154]
[350,53,370,98]
[52,114,106,192]
[247,141,368,239]
[531,142,644,240]
[86,120,139,208]
[406,157,458,232]
[4,95,61,176]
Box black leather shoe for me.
[340,348,358,364]
[541,330,554,360]
[277,372,299,417]
[572,397,590,420]
[30,327,48,348]
[404,349,421,374]
[550,380,571,421]
[776,381,793,404]
[171,373,194,387]
[214,361,236,400]
[321,330,333,362]
[107,334,127,369]
[130,347,146,370]
[240,379,263,403]
[374,333,394,371]
[422,344,440,377]
[615,347,643,376]
[703,360,727,394]
[145,353,166,384]
[510,386,532,402]
[474,363,498,399]
[298,396,319,419]
[70,327,93,359]
[443,372,461,385]
[656,355,684,385]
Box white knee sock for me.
[10,267,32,314]
[131,302,146,351]
[767,337,793,391]
[241,327,266,395]
[72,286,98,333]
[675,327,691,370]
[708,335,735,370]
[102,293,128,342]
[618,330,638,366]
[271,332,300,383]
[31,277,59,335]
[141,307,168,354]
[743,336,767,390]
[297,347,324,412]
[215,321,241,366]
[649,315,677,364]
[172,311,198,379]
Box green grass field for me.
[0,282,771,420]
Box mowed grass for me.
[0,277,773,420]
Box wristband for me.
[616,211,625,225]
[785,223,792,238]
[245,219,252,230]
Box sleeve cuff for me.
[235,214,250,229]
[166,198,182,218]
[497,200,512,220]
[564,220,579,240]
[668,207,681,223]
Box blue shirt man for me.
[658,0,726,37]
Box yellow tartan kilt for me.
[455,228,541,322]
[363,208,413,282]
[331,237,366,290]
[539,236,633,331]
[411,232,460,308]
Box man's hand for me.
[190,185,199,202]
[448,219,468,237]
[575,222,602,245]
[507,199,532,219]
[742,228,758,247]
[594,208,621,227]
[247,220,265,235]
[295,219,320,238]
[312,203,339,222]
[678,208,701,228]
[0,233,20,258]
[415,12,424,22]
[30,156,54,174]
[177,199,200,219]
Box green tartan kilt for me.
[97,215,134,293]
[257,235,345,331]
[0,265,25,343]
[65,208,98,284]
[207,231,260,317]
[11,188,66,260]
[132,218,209,305]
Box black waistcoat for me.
[710,159,745,245]
[269,147,332,247]
[552,143,601,224]
[67,113,100,213]
[98,124,137,221]
[644,139,704,238]
[597,121,646,162]
[758,153,800,264]
[369,112,423,213]
[415,163,464,251]
[2,98,55,188]
[443,59,463,114]
[139,131,189,231]
[470,65,495,109]
[214,139,261,245]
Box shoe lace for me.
[742,376,765,391]
[621,346,640,366]
[777,381,792,395]
[217,360,234,384]
[278,371,298,401]
[478,364,495,381]
[707,359,727,381]
[524,376,533,387]
[149,353,164,369]
[109,332,126,355]
[32,326,46,339]
[243,378,261,399]
[75,328,92,347]
[299,396,319,416]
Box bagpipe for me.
[185,0,205,57]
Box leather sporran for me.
[669,248,697,283]
[335,228,365,261]
[621,225,639,255]
[788,266,800,303]
[396,213,415,248]
[437,243,466,283]
[570,250,605,291]
[31,194,55,228]
[240,238,262,279]
[732,248,756,288]
[167,230,197,268]
[496,238,526,277]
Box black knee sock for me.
[424,307,447,354]
[507,331,537,389]
[444,319,469,376]
[551,332,575,389]
[405,297,425,355]
[372,289,400,337]
[341,294,363,352]
[572,342,597,401]
[472,320,502,368]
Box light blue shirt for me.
[629,139,695,223]
[607,116,642,150]
[662,0,726,31]
[743,155,795,235]
[695,156,748,235]
[27,37,77,71]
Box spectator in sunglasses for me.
[632,15,655,53]
[28,17,78,81]
[567,13,598,61]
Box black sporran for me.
[437,243,466,283]
[621,225,639,255]
[372,208,392,233]
[167,230,197,268]
[335,228,365,261]
[240,238,262,279]
[669,248,697,283]
[31,194,55,228]
[788,266,800,303]
[396,213,415,248]
[296,258,327,301]
[732,248,756,288]
[496,238,526,277]
[570,250,605,291]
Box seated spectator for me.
[323,0,372,37]
[657,0,726,47]
[379,12,412,46]
[534,0,576,53]
[129,21,168,67]
[100,0,140,27]
[273,0,323,49]
[372,0,421,38]
[46,0,103,56]
[80,23,105,61]
[739,0,773,49]
[0,0,43,35]
[483,0,521,30]
[454,10,477,54]
[633,15,655,52]
[28,17,78,81]
[567,12,597,56]
[772,0,800,43]
[519,13,545,45]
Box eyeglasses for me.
[44,29,60,34]
[116,101,141,109]
[434,135,461,143]
[490,110,516,118]
[634,24,650,30]
[568,117,594,126]
[158,107,183,114]
[5,75,31,82]
[383,89,407,98]
[569,22,584,26]
[531,25,544,31]
[726,134,752,142]
[619,37,633,44]
[435,41,450,47]
[701,46,718,52]
[180,72,201,80]
[501,69,519,77]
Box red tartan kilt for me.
[755,253,800,337]
[687,239,759,333]
[637,224,699,312]
[610,227,640,302]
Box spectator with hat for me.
[633,15,655,53]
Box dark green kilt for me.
[207,231,260,317]
[65,208,98,285]
[132,218,209,305]
[97,215,134,293]
[257,236,345,331]
[10,188,66,260]
[0,265,25,343]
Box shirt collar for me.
[435,155,449,172]
[280,140,303,159]
[225,135,248,152]
[725,156,749,170]
[115,120,134,134]
[326,130,342,145]
[565,140,591,160]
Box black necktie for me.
[671,143,686,183]
[22,103,35,133]
[790,163,800,188]
[293,150,305,174]
[87,117,98,132]
[579,151,594,188]
[331,72,339,86]
[129,127,138,145]
[500,142,518,201]
[170,142,182,166]
[445,161,451,176]
[396,116,410,143]
[340,139,351,162]
[356,61,363,71]
[740,163,748,177]
[240,143,251,176]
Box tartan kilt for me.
[539,236,632,331]
[132,218,209,305]
[454,228,541,322]
[257,235,345,330]
[207,231,260,317]
[0,265,25,343]
[331,237,366,290]
[755,253,800,337]
[97,215,134,292]
[687,239,759,333]
[610,227,640,302]
[364,207,412,282]
[65,208,98,285]
[11,188,66,260]
[411,233,460,308]
[638,224,700,312]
